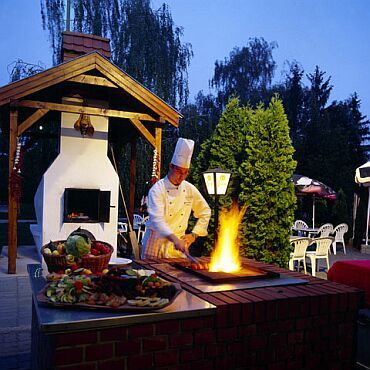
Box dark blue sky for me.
[1,0,369,120]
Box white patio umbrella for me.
[355,161,370,245]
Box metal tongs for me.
[184,250,198,264]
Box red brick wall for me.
[48,288,359,370]
[33,258,363,369]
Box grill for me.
[172,262,279,284]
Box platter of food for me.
[37,267,181,312]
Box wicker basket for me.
[41,241,68,273]
[80,241,114,273]
[42,240,113,274]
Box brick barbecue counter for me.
[29,258,364,370]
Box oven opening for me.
[63,188,110,223]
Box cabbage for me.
[65,235,91,258]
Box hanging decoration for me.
[9,137,24,203]
[150,148,159,185]
[74,98,94,137]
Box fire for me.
[209,203,247,273]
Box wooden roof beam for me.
[67,74,118,88]
[18,108,49,136]
[94,58,180,127]
[13,99,157,122]
[0,57,96,106]
[129,118,155,147]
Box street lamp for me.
[202,168,231,239]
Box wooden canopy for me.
[0,51,181,273]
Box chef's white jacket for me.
[141,176,211,258]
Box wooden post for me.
[155,127,162,179]
[129,137,137,223]
[8,109,18,274]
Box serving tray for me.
[37,282,182,312]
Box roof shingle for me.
[62,32,111,61]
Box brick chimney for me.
[61,31,111,62]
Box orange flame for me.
[209,203,247,273]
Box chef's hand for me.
[167,234,187,253]
[181,233,197,248]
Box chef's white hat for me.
[171,138,194,169]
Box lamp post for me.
[202,168,231,240]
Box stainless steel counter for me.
[28,264,216,334]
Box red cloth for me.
[328,260,370,307]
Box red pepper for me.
[70,264,79,271]
[74,280,84,292]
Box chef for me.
[141,138,211,259]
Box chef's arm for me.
[148,189,187,252]
[167,234,187,253]
[180,232,197,248]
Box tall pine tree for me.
[298,66,332,178]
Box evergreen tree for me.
[179,92,220,159]
[324,98,368,196]
[298,66,332,178]
[193,98,249,204]
[332,189,349,227]
[239,97,296,267]
[279,61,306,149]
[191,98,250,252]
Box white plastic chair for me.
[117,222,128,234]
[316,223,333,237]
[133,214,143,230]
[137,216,149,244]
[293,220,309,236]
[289,237,311,274]
[305,237,333,277]
[332,223,348,254]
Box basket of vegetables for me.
[80,241,113,273]
[42,229,113,273]
[41,240,68,273]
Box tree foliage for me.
[239,97,296,266]
[179,92,221,156]
[210,37,277,108]
[277,61,307,148]
[279,65,368,230]
[41,0,66,65]
[191,97,296,267]
[8,60,45,82]
[191,98,250,251]
[297,66,333,179]
[332,189,349,227]
[40,0,192,108]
